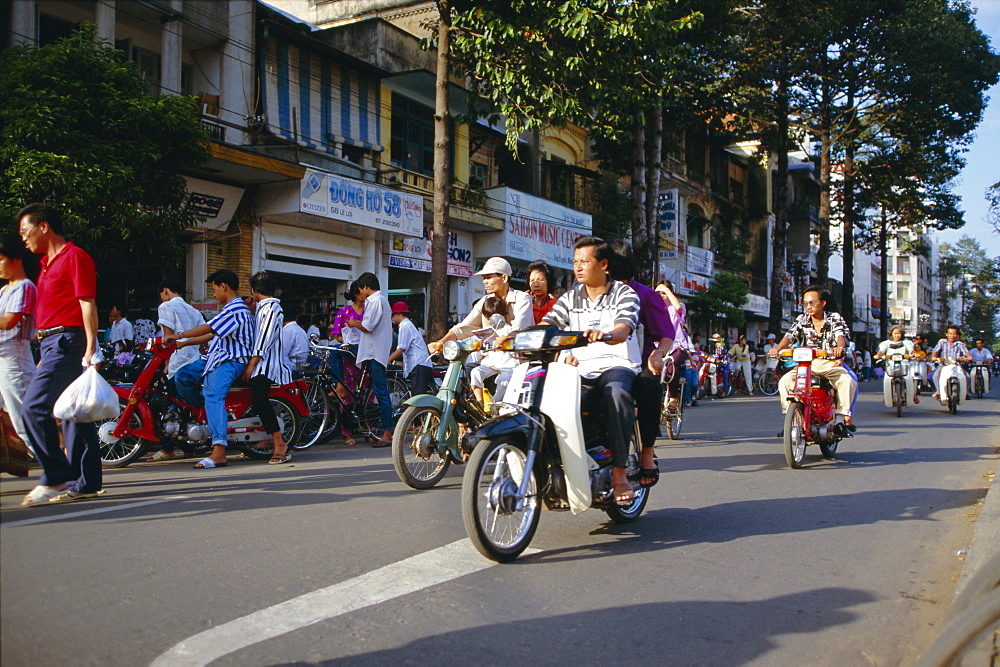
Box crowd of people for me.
[0,203,995,508]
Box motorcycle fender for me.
[111,397,159,441]
[472,413,531,441]
[539,363,590,515]
[882,376,894,408]
[273,382,310,415]
[402,394,446,412]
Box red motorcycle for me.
[98,337,311,468]
[779,347,846,468]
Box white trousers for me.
[0,340,36,444]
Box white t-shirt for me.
[158,297,205,377]
[281,321,310,371]
[357,291,392,368]
[108,317,134,345]
[395,317,432,375]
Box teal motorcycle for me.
[391,322,501,489]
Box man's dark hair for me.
[109,304,126,314]
[946,324,961,334]
[526,260,554,292]
[296,313,311,328]
[356,271,380,291]
[312,315,325,326]
[206,269,239,291]
[802,285,832,306]
[974,338,984,344]
[283,301,301,320]
[17,202,64,235]
[573,235,612,262]
[159,279,185,296]
[606,240,636,281]
[250,270,277,296]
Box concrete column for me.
[10,0,37,46]
[187,240,208,302]
[222,0,255,143]
[94,0,115,43]
[160,0,183,95]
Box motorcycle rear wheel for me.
[783,403,807,469]
[296,378,332,450]
[605,423,650,523]
[974,374,984,399]
[392,405,450,489]
[241,397,300,459]
[462,436,539,563]
[98,398,151,468]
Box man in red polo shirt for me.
[17,203,102,507]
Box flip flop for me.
[627,467,660,489]
[343,437,357,446]
[21,485,66,507]
[268,452,291,465]
[612,485,634,506]
[146,451,175,462]
[194,458,228,469]
[370,440,391,448]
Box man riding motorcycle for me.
[929,325,973,401]
[541,236,641,505]
[769,285,857,435]
[874,326,918,406]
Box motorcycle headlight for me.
[442,340,461,360]
[512,329,547,350]
[792,347,814,362]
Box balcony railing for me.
[375,168,489,211]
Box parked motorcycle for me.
[391,321,500,489]
[460,325,649,562]
[970,363,991,399]
[97,337,311,467]
[779,347,846,468]
[881,343,914,418]
[935,359,967,414]
[697,353,732,399]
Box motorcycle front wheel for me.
[974,373,984,399]
[783,402,807,469]
[462,436,540,563]
[948,380,959,414]
[242,397,300,459]
[98,398,150,468]
[893,379,903,418]
[392,405,450,489]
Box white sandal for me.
[21,485,66,507]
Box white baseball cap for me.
[475,257,513,276]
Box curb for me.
[955,456,1000,599]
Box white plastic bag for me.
[54,366,120,422]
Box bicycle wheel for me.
[758,369,780,396]
[295,377,333,450]
[387,374,411,422]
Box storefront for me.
[386,227,474,331]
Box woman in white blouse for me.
[0,235,38,448]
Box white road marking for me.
[152,538,538,667]
[0,496,191,529]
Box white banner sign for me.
[687,246,714,277]
[657,189,680,260]
[487,188,591,270]
[300,169,423,237]
[745,294,770,316]
[390,227,474,277]
[679,271,711,295]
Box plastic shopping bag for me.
[53,366,120,422]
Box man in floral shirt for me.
[768,285,858,433]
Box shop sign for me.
[678,271,710,295]
[390,227,474,277]
[191,300,221,317]
[485,187,591,270]
[657,189,680,260]
[890,306,910,320]
[745,294,770,316]
[300,169,423,237]
[687,246,714,277]
[183,176,245,232]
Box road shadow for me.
[286,586,877,666]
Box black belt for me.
[35,326,85,340]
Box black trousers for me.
[248,374,281,436]
[406,364,435,397]
[580,367,637,468]
[634,367,662,450]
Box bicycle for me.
[757,357,788,396]
[729,367,753,396]
[300,343,409,446]
[660,354,686,440]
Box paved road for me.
[2,378,997,666]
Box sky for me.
[935,0,1000,255]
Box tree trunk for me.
[768,76,790,335]
[879,207,889,341]
[816,73,832,286]
[842,141,855,331]
[631,116,647,258]
[428,2,451,341]
[642,104,663,285]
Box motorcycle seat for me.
[811,376,834,390]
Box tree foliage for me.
[0,25,210,273]
[937,236,1000,341]
[687,271,749,329]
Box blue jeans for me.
[366,360,393,432]
[683,367,698,404]
[22,332,101,492]
[174,357,246,446]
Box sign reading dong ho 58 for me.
[300,169,423,237]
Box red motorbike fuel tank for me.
[810,388,835,423]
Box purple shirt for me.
[628,279,676,362]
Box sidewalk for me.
[956,458,1000,599]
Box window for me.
[391,97,435,176]
[896,257,910,275]
[896,283,910,300]
[469,162,488,189]
[38,13,76,46]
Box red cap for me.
[391,301,409,314]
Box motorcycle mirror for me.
[489,313,506,331]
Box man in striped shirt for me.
[930,325,973,399]
[166,270,255,468]
[541,236,641,505]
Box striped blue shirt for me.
[203,296,255,375]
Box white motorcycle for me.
[909,356,930,394]
[882,344,915,418]
[460,325,649,562]
[935,359,968,414]
[970,363,991,399]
